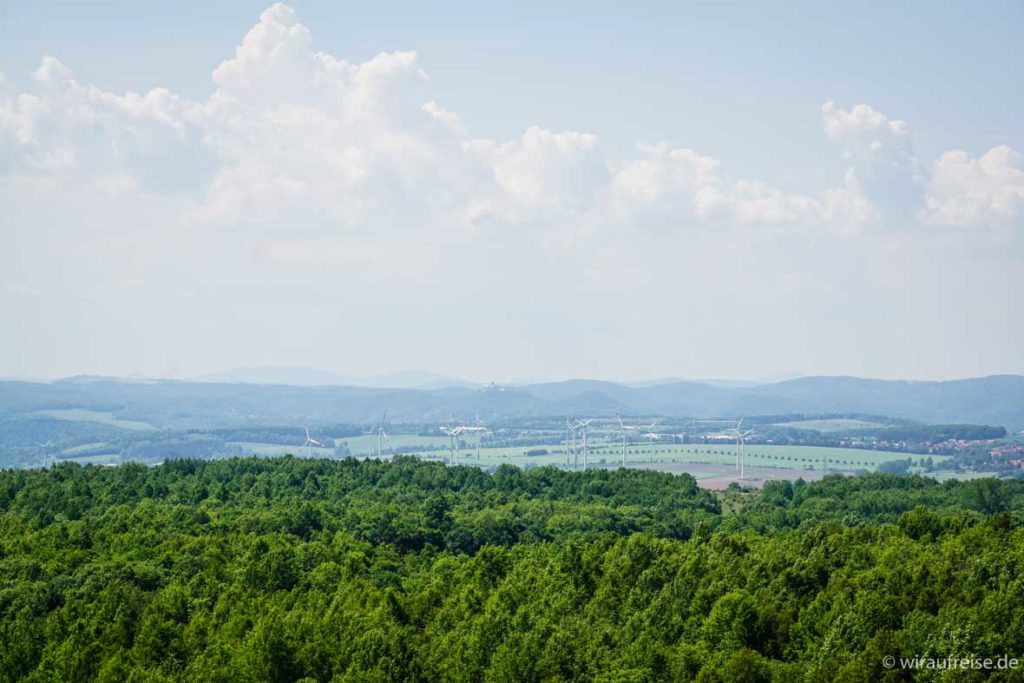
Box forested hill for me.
[2,457,1024,681]
[2,373,1023,428]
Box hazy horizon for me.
[3,1,1022,382]
[3,366,1021,389]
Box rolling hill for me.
[0,374,1021,429]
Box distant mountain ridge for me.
[191,367,478,389]
[189,368,804,391]
[2,374,1022,430]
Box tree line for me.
[1,457,1023,681]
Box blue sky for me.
[3,1,1021,172]
[1,2,1022,382]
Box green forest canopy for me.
[1,457,1023,681]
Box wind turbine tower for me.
[36,440,54,469]
[730,419,756,480]
[638,420,659,463]
[566,419,579,468]
[574,418,593,470]
[439,425,464,465]
[458,415,487,459]
[374,409,390,459]
[616,414,641,467]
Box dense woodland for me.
[2,457,1024,681]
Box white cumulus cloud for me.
[922,145,1024,231]
[3,7,1020,248]
[0,4,1021,380]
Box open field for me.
[735,443,946,468]
[771,418,889,432]
[337,433,450,454]
[220,436,979,489]
[458,442,922,489]
[57,441,111,455]
[54,437,984,489]
[32,409,157,431]
[436,441,947,471]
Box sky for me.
[1,1,1022,383]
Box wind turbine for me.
[574,418,593,470]
[374,409,390,459]
[36,440,54,469]
[730,419,756,480]
[638,419,660,463]
[458,414,488,459]
[439,424,464,465]
[616,414,641,467]
[566,419,578,468]
[302,426,325,459]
